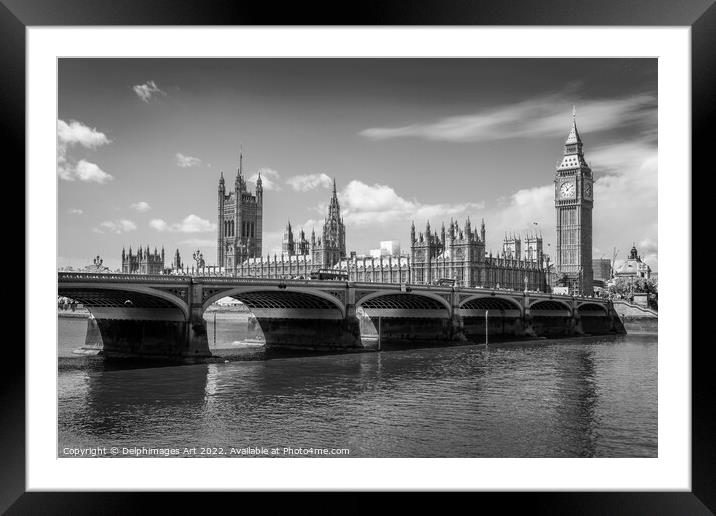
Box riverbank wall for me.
[612,300,657,334]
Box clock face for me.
[584,182,593,199]
[559,181,575,198]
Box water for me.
[58,315,657,457]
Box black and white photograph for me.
[56,57,659,459]
[2,1,704,504]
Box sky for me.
[57,58,657,272]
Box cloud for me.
[57,119,113,183]
[130,201,151,212]
[149,219,168,231]
[94,219,137,234]
[57,119,110,148]
[481,185,554,246]
[68,208,83,215]
[132,80,167,103]
[175,152,202,168]
[286,173,333,192]
[360,92,656,143]
[338,180,484,226]
[150,214,216,233]
[72,160,113,183]
[248,168,281,191]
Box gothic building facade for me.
[121,246,165,274]
[233,179,347,277]
[407,219,547,290]
[217,152,263,270]
[554,109,594,295]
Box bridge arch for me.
[576,302,608,314]
[356,290,452,315]
[58,283,190,320]
[201,286,346,318]
[459,294,523,314]
[528,299,572,316]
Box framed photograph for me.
[7,0,709,512]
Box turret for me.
[256,171,263,202]
[235,149,245,192]
[217,171,227,268]
[410,221,416,244]
[282,221,295,256]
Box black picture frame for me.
[5,0,708,512]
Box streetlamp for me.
[193,250,205,275]
[93,255,104,272]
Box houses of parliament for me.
[215,155,348,278]
[125,111,595,295]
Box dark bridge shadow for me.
[461,296,524,343]
[357,292,452,349]
[203,289,359,352]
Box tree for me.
[607,276,658,302]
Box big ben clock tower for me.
[554,107,593,295]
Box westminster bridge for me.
[58,272,626,361]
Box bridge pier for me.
[450,290,467,343]
[96,317,209,361]
[522,312,537,338]
[254,316,362,351]
[359,316,455,348]
[186,308,211,359]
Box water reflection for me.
[77,365,209,441]
[59,315,657,457]
[553,345,599,457]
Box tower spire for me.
[566,106,582,145]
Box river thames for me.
[58,314,657,458]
